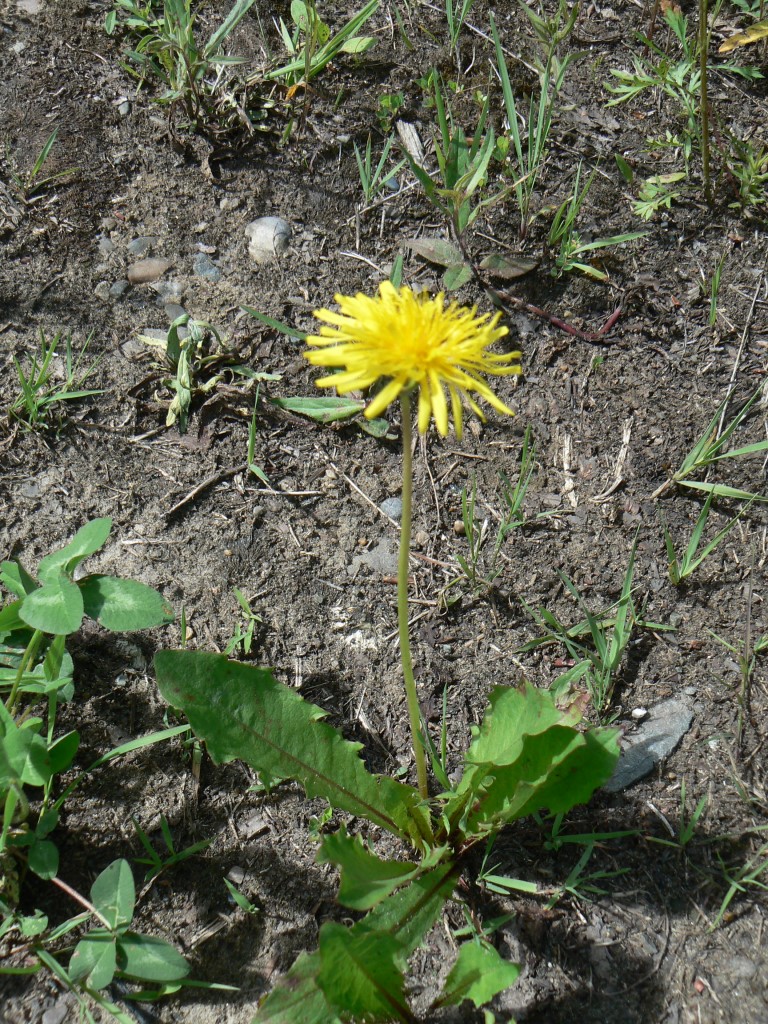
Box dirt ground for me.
[1,0,768,1021]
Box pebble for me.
[117,100,131,117]
[192,252,222,281]
[127,236,158,257]
[380,497,403,520]
[98,235,115,255]
[226,865,246,885]
[164,303,187,322]
[631,707,648,721]
[453,520,465,536]
[152,280,185,303]
[42,1002,69,1024]
[109,279,130,298]
[603,697,694,792]
[94,281,111,302]
[127,257,172,284]
[220,196,241,211]
[245,216,291,263]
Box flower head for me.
[304,282,521,438]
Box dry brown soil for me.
[1,0,768,1021]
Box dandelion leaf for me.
[450,684,619,836]
[434,940,520,1010]
[154,650,428,844]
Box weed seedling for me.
[224,587,263,656]
[9,329,103,430]
[661,491,754,585]
[490,2,580,239]
[651,383,768,501]
[353,133,406,205]
[6,128,77,203]
[547,162,646,280]
[133,815,213,881]
[647,779,709,849]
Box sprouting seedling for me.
[224,587,263,656]
[353,133,406,205]
[7,128,77,203]
[651,382,768,501]
[646,779,709,850]
[10,329,103,430]
[661,491,755,585]
[132,815,213,881]
[547,162,647,280]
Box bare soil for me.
[1,0,768,1022]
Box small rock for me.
[245,216,291,263]
[220,196,242,211]
[348,540,398,578]
[196,242,217,254]
[42,1001,69,1024]
[127,257,172,284]
[453,520,465,536]
[97,235,115,255]
[193,221,209,233]
[117,100,131,117]
[226,865,246,885]
[94,281,111,302]
[631,707,648,721]
[127,236,158,257]
[604,697,694,793]
[164,303,187,322]
[192,252,222,281]
[109,279,130,299]
[152,280,185,303]
[380,497,403,520]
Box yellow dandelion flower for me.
[304,281,521,438]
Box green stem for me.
[398,392,429,800]
[6,629,44,716]
[699,0,711,203]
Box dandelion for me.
[304,281,521,438]
[305,283,521,801]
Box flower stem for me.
[398,392,429,800]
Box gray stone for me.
[109,279,130,298]
[164,303,187,322]
[603,697,694,792]
[117,100,131,117]
[152,279,185,303]
[245,216,291,263]
[94,281,111,302]
[98,235,115,255]
[380,497,403,520]
[348,539,398,577]
[127,236,158,257]
[42,1004,68,1024]
[192,252,222,281]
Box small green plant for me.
[139,314,235,433]
[519,542,644,712]
[6,128,77,204]
[445,0,476,51]
[0,859,195,1018]
[647,779,709,850]
[376,91,404,132]
[490,2,580,239]
[0,520,200,1019]
[266,0,378,88]
[724,136,768,210]
[707,250,727,324]
[547,162,646,279]
[651,383,768,501]
[106,0,261,134]
[661,491,754,585]
[224,588,263,656]
[8,329,103,430]
[353,133,406,205]
[605,4,760,190]
[632,171,687,220]
[133,815,213,881]
[711,831,768,928]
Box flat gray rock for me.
[603,697,694,792]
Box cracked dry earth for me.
[1,0,768,1021]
